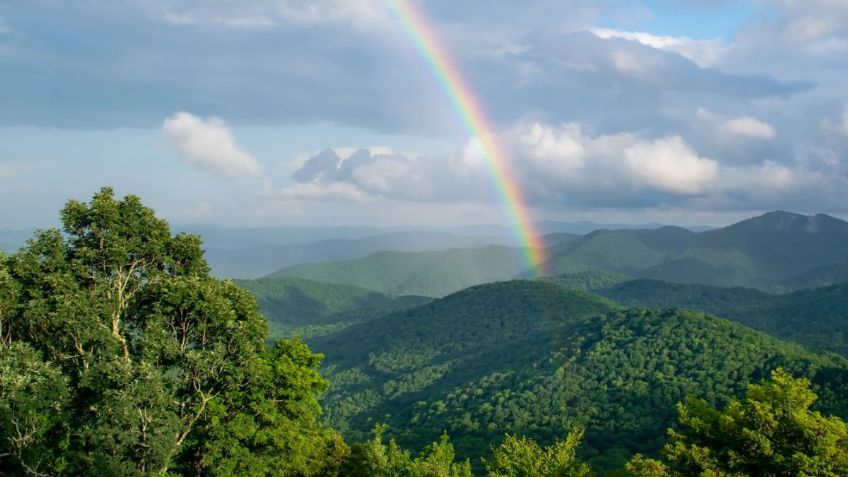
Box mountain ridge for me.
[306,279,848,471]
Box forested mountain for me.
[205,231,528,279]
[237,276,430,338]
[542,211,848,291]
[261,211,848,298]
[183,221,629,250]
[269,246,535,297]
[308,280,848,471]
[588,278,848,356]
[191,224,584,279]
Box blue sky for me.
[1,0,847,229]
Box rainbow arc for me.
[387,0,545,274]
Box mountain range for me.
[272,211,848,296]
[543,211,848,291]
[302,280,848,471]
[181,219,703,279]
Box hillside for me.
[205,231,525,279]
[567,278,848,356]
[238,276,430,337]
[542,211,848,290]
[543,270,633,291]
[268,245,534,297]
[309,280,848,470]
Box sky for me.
[1,0,848,229]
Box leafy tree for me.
[0,188,342,476]
[483,428,591,477]
[340,425,472,477]
[622,454,667,477]
[196,338,348,476]
[630,368,848,476]
[0,342,70,476]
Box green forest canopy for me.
[2,188,848,476]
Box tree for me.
[631,368,848,476]
[339,425,473,477]
[622,454,667,477]
[483,428,591,477]
[0,342,70,476]
[0,188,342,476]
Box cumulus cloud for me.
[282,146,492,203]
[286,123,723,209]
[163,112,262,178]
[280,119,848,214]
[722,116,778,140]
[591,28,729,67]
[697,108,777,140]
[623,136,719,194]
[513,122,719,199]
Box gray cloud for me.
[0,0,814,134]
[284,120,848,213]
[4,0,848,221]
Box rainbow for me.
[386,0,546,274]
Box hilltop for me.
[308,280,848,470]
[542,211,848,290]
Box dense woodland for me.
[2,189,848,476]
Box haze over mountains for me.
[192,219,682,279]
[267,211,848,296]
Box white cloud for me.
[334,146,395,160]
[591,28,729,67]
[513,122,719,197]
[722,116,777,139]
[162,0,387,29]
[277,182,368,202]
[623,136,719,194]
[518,122,586,174]
[287,122,721,207]
[163,112,262,178]
[697,108,777,140]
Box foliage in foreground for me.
[339,425,473,477]
[626,369,848,476]
[0,188,344,476]
[483,429,591,477]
